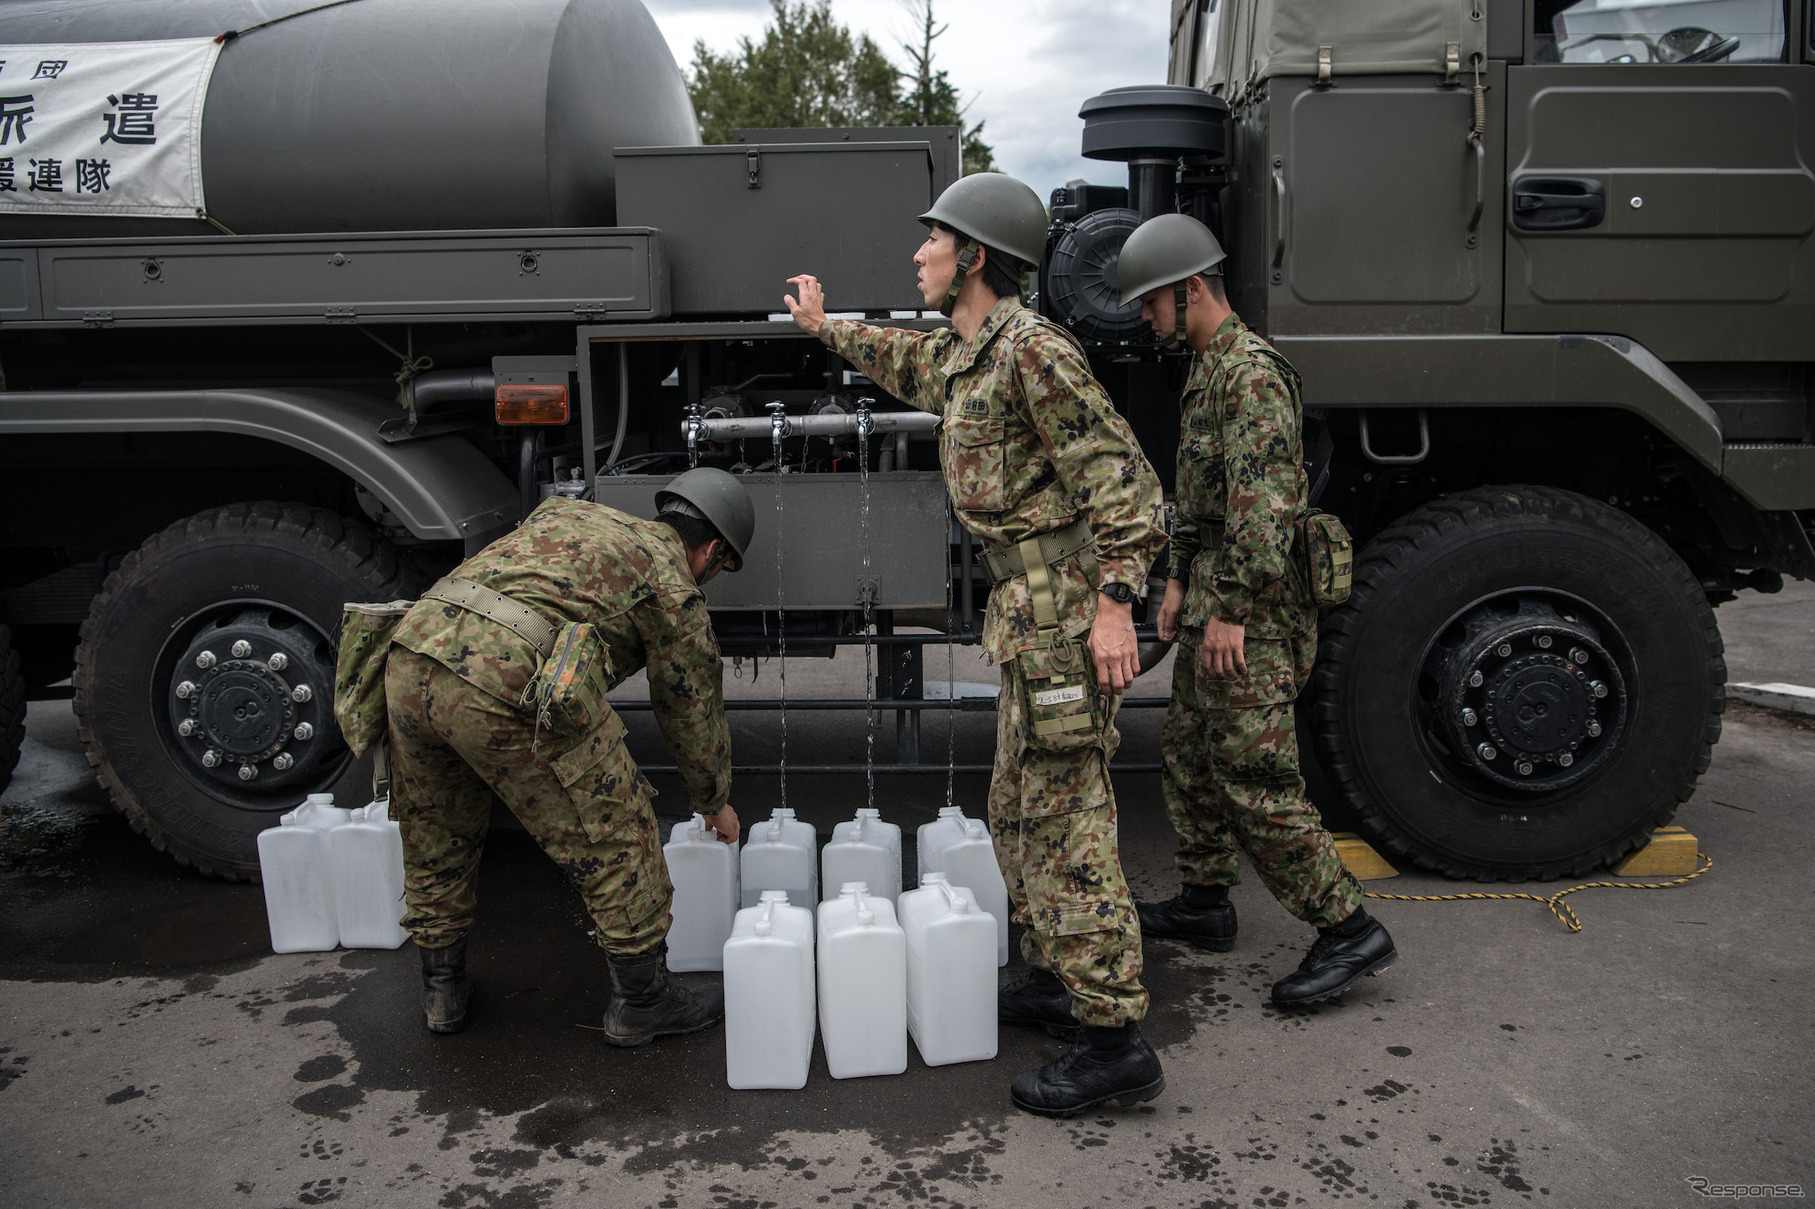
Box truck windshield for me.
[1536,0,1786,63]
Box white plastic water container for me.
[256,797,345,953]
[664,813,740,972]
[821,808,902,902]
[740,807,817,908]
[817,882,907,1079]
[916,806,1009,966]
[328,798,410,950]
[723,890,817,1090]
[899,877,998,1066]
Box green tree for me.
[688,1,901,144]
[686,0,996,174]
[893,0,995,174]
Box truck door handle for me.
[1272,169,1287,267]
[1511,177,1606,231]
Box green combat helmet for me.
[1116,213,1227,348]
[655,467,756,573]
[918,173,1050,317]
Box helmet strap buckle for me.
[941,238,980,318]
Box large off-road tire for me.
[1313,485,1724,881]
[0,624,24,797]
[74,504,420,880]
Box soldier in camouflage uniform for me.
[385,469,754,1044]
[1117,214,1397,1007]
[788,172,1168,1117]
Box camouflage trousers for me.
[988,653,1147,1028]
[384,647,672,954]
[1160,627,1360,928]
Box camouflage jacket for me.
[393,498,731,815]
[820,297,1166,661]
[1171,312,1312,639]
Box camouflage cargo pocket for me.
[942,413,1007,512]
[1294,509,1353,608]
[333,600,417,758]
[1017,637,1105,754]
[550,706,654,845]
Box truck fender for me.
[0,386,516,546]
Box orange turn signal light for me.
[495,384,569,426]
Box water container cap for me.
[765,825,780,843]
[952,895,970,913]
[280,808,299,827]
[857,909,875,926]
[754,918,772,936]
[965,822,984,840]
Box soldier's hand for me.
[785,275,827,336]
[704,803,739,845]
[1089,597,1141,694]
[1156,579,1185,643]
[1200,618,1246,679]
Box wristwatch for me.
[1099,582,1138,604]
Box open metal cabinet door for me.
[1505,0,1815,361]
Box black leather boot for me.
[998,968,1081,1038]
[418,937,472,1035]
[602,943,724,1048]
[1136,883,1237,951]
[1010,1022,1166,1118]
[1270,908,1397,1007]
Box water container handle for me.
[755,897,775,936]
[366,798,391,824]
[937,880,969,913]
[280,808,299,827]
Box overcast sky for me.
[641,0,1172,197]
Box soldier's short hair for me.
[656,509,723,554]
[1194,272,1226,303]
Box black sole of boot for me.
[1010,1074,1167,1118]
[1269,949,1399,1009]
[600,1014,725,1049]
[1144,929,1236,953]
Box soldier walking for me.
[787,173,1169,1117]
[383,469,754,1043]
[1116,214,1397,1007]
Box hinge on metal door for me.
[325,307,357,323]
[81,310,114,327]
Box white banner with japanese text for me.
[0,38,221,219]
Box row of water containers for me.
[666,806,1011,1089]
[256,794,410,952]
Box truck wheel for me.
[0,625,24,796]
[1313,486,1724,881]
[73,504,420,880]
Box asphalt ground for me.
[2,586,1811,1208]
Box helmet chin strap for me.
[941,238,980,318]
[1171,280,1188,349]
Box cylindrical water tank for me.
[0,0,701,237]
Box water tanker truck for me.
[0,0,1808,884]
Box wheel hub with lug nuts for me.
[1421,592,1631,794]
[162,606,337,794]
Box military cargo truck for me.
[1052,0,1811,878]
[1,0,1807,886]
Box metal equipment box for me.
[615,139,948,316]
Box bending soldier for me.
[384,469,753,1043]
[787,173,1169,1117]
[1117,213,1397,1007]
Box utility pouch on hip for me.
[333,600,417,758]
[522,622,613,748]
[1018,636,1101,753]
[1294,509,1353,608]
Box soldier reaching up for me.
[788,173,1169,1117]
[1116,213,1397,1007]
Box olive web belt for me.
[980,517,1095,587]
[419,576,560,657]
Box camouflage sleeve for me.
[1199,362,1298,626]
[819,319,954,415]
[636,592,732,815]
[1168,507,1198,579]
[1013,330,1167,589]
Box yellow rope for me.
[1363,852,1713,933]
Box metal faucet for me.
[684,399,703,467]
[767,400,791,473]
